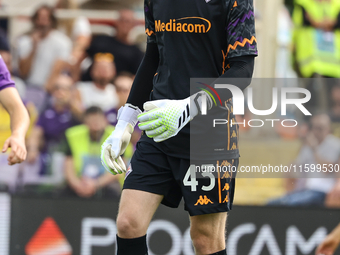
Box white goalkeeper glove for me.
[101,104,141,175]
[137,92,212,142]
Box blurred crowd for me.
[266,0,340,209]
[0,1,144,199]
[226,0,340,208]
[268,113,340,208]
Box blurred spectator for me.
[17,5,72,91]
[0,0,8,33]
[81,9,144,81]
[276,6,297,79]
[115,72,134,108]
[76,53,119,111]
[292,0,340,112]
[292,0,340,77]
[330,85,340,138]
[325,179,340,208]
[63,106,120,198]
[26,75,80,175]
[104,72,133,126]
[115,9,137,45]
[268,114,340,207]
[330,85,340,121]
[45,0,92,91]
[56,0,91,49]
[104,71,133,125]
[0,25,9,51]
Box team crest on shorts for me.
[125,164,133,180]
[205,0,211,3]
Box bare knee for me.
[116,213,145,238]
[116,189,163,238]
[191,228,215,254]
[189,213,227,253]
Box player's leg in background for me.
[190,212,228,255]
[116,189,163,255]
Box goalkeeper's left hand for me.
[138,92,209,142]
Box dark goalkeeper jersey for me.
[142,0,258,160]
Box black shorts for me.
[123,139,239,216]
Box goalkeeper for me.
[101,0,257,254]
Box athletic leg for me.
[116,139,188,254]
[117,189,163,238]
[116,189,163,254]
[190,212,228,255]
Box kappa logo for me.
[25,217,72,255]
[222,183,230,191]
[194,195,213,206]
[222,193,229,203]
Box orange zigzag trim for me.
[227,36,256,55]
[145,29,154,36]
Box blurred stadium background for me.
[1,0,340,254]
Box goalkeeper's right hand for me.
[101,104,141,175]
